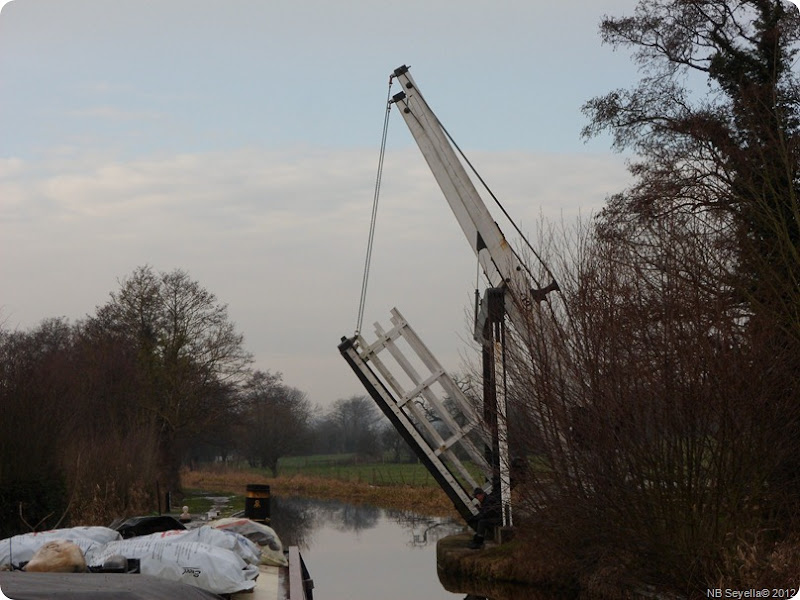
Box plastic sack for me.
[136,526,261,565]
[59,526,122,544]
[24,540,87,572]
[0,527,120,568]
[85,538,258,595]
[208,517,287,567]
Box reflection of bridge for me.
[339,308,496,525]
[411,520,460,547]
[385,508,464,547]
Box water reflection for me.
[269,496,466,599]
[386,508,462,547]
[267,496,573,600]
[269,496,383,548]
[267,495,316,550]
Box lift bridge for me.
[338,308,495,524]
[340,66,559,528]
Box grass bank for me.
[277,454,443,487]
[180,459,460,518]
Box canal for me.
[267,496,570,600]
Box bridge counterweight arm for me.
[390,65,551,330]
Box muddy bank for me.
[437,533,689,600]
[436,533,578,599]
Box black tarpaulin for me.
[111,515,186,538]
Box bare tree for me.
[0,316,164,533]
[506,1,800,590]
[582,0,800,338]
[236,371,313,476]
[325,396,382,459]
[0,319,76,535]
[501,210,800,591]
[89,265,252,490]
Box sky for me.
[5,0,784,409]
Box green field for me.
[276,454,442,487]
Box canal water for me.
[269,496,465,599]
[268,496,570,600]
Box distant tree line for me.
[0,266,418,536]
[0,266,248,535]
[306,394,425,463]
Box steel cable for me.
[356,79,394,335]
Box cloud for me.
[0,145,630,405]
[67,106,164,122]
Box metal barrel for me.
[244,484,271,523]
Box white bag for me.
[0,527,119,568]
[208,517,287,567]
[136,526,261,565]
[58,526,122,544]
[86,538,258,595]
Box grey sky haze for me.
[0,0,683,407]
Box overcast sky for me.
[0,0,731,408]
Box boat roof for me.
[0,572,223,600]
